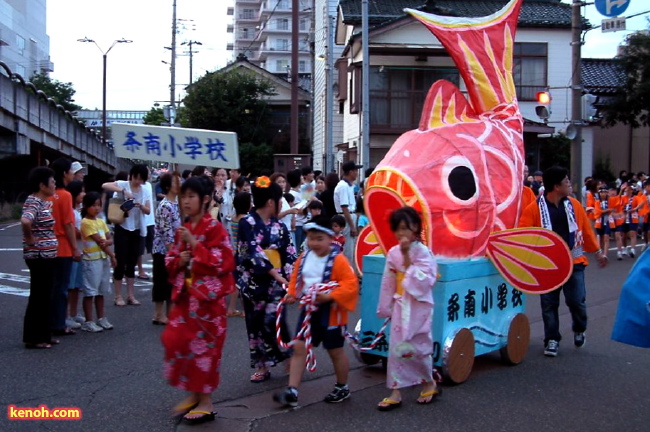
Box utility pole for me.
[361,0,370,170]
[290,0,299,154]
[571,1,583,201]
[170,0,177,108]
[326,15,335,172]
[181,40,202,85]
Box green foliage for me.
[603,31,650,128]
[540,135,570,169]
[238,142,274,176]
[142,107,167,126]
[28,73,82,112]
[593,152,616,184]
[182,70,276,145]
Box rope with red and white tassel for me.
[345,317,390,352]
[276,281,339,372]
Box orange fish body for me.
[365,0,524,258]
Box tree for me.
[602,31,650,128]
[238,142,274,176]
[142,107,167,126]
[28,73,82,112]
[182,69,275,146]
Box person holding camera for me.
[102,164,152,307]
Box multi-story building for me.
[228,0,313,89]
[0,0,53,78]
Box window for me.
[276,18,289,30]
[275,39,289,51]
[241,28,249,39]
[241,9,254,19]
[278,0,289,9]
[367,66,460,130]
[276,59,289,72]
[227,24,234,33]
[335,58,348,101]
[349,65,361,114]
[16,35,25,55]
[299,60,306,73]
[227,7,234,16]
[513,43,547,101]
[300,18,307,31]
[226,43,234,51]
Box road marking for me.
[0,272,29,284]
[0,285,29,297]
[0,223,19,231]
[0,248,22,251]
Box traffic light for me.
[535,91,551,122]
[536,91,551,105]
[583,94,601,122]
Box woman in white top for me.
[102,164,151,306]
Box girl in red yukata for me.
[162,176,236,426]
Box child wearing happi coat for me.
[273,215,358,407]
[594,186,616,259]
[377,207,440,411]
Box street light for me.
[77,37,133,147]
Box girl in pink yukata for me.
[377,207,440,411]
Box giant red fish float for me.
[357,0,572,294]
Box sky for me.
[47,0,233,111]
[46,0,649,111]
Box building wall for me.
[0,0,52,78]
[312,0,344,172]
[588,123,650,177]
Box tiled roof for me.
[339,0,580,29]
[581,58,625,95]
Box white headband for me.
[303,222,334,236]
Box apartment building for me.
[228,0,313,87]
[0,0,53,78]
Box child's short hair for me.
[235,176,250,189]
[331,214,346,228]
[283,192,295,204]
[233,191,251,215]
[304,215,333,236]
[307,200,323,210]
[81,191,102,218]
[389,207,422,238]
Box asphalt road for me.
[0,221,647,432]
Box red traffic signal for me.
[536,91,551,105]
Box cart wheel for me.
[381,357,387,370]
[442,328,475,384]
[359,353,382,366]
[500,313,530,365]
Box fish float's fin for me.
[419,80,478,131]
[486,228,573,294]
[354,225,384,275]
[405,0,521,113]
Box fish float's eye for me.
[442,156,478,205]
[449,166,476,200]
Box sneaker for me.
[544,340,559,357]
[630,248,636,258]
[574,332,586,348]
[324,384,350,403]
[96,317,114,330]
[73,314,86,324]
[65,317,82,329]
[81,321,103,333]
[622,248,629,256]
[273,387,298,407]
[617,251,623,261]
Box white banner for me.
[111,123,239,169]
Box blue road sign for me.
[595,0,631,18]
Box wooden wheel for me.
[500,313,530,365]
[442,328,475,384]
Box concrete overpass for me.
[0,62,132,201]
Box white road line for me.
[0,285,29,297]
[0,248,22,251]
[0,272,29,283]
[0,223,20,231]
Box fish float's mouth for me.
[442,209,490,240]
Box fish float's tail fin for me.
[405,0,522,113]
